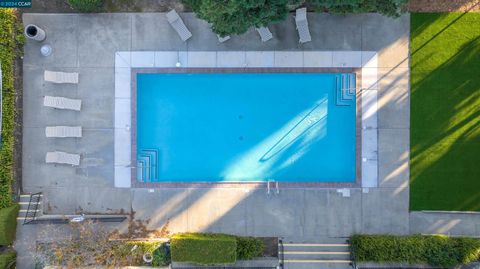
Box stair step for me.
[283,243,350,247]
[285,259,351,263]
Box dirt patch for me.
[110,211,170,239]
[259,237,278,258]
[408,0,480,12]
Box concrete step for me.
[17,209,41,217]
[284,261,353,269]
[282,251,350,260]
[282,243,350,252]
[280,239,353,269]
[19,194,43,202]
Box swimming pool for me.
[136,72,356,183]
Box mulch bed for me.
[408,0,480,12]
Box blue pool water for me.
[136,73,356,183]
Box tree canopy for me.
[183,0,408,36]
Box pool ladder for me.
[335,74,356,106]
[137,149,159,182]
[267,180,279,195]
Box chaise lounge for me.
[166,10,192,42]
[43,96,82,111]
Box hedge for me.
[351,234,480,267]
[0,204,19,246]
[0,9,23,209]
[171,233,237,265]
[236,236,264,260]
[0,252,16,269]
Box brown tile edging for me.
[130,67,362,188]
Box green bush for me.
[182,0,302,37]
[0,10,23,210]
[352,234,480,267]
[68,0,104,12]
[0,204,19,245]
[171,233,237,265]
[152,243,171,266]
[311,0,408,17]
[0,252,16,269]
[236,236,264,260]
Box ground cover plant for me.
[352,234,480,267]
[68,0,104,12]
[0,204,19,246]
[0,252,16,269]
[410,13,480,211]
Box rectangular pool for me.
[136,73,356,183]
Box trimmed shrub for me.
[68,0,104,12]
[0,204,19,246]
[0,252,16,269]
[182,0,302,37]
[171,233,237,265]
[236,236,264,260]
[351,234,480,267]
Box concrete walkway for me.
[18,12,412,269]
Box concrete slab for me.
[246,189,306,237]
[131,51,155,67]
[131,188,190,233]
[22,14,79,68]
[154,51,179,67]
[217,51,246,67]
[326,189,362,236]
[410,212,480,236]
[303,51,333,67]
[362,14,410,68]
[302,13,363,51]
[274,51,303,67]
[131,13,187,51]
[378,129,409,188]
[187,51,217,67]
[245,51,275,67]
[77,14,132,67]
[362,187,409,235]
[377,67,410,129]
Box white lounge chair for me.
[166,10,192,42]
[45,126,82,138]
[46,151,80,166]
[256,27,273,42]
[295,8,312,43]
[43,96,82,111]
[217,34,231,43]
[44,70,79,84]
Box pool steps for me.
[335,73,356,106]
[137,148,159,182]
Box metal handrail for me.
[348,238,358,269]
[279,238,284,269]
[23,192,42,225]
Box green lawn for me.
[410,13,480,211]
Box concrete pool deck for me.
[13,11,446,268]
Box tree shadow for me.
[410,19,480,211]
